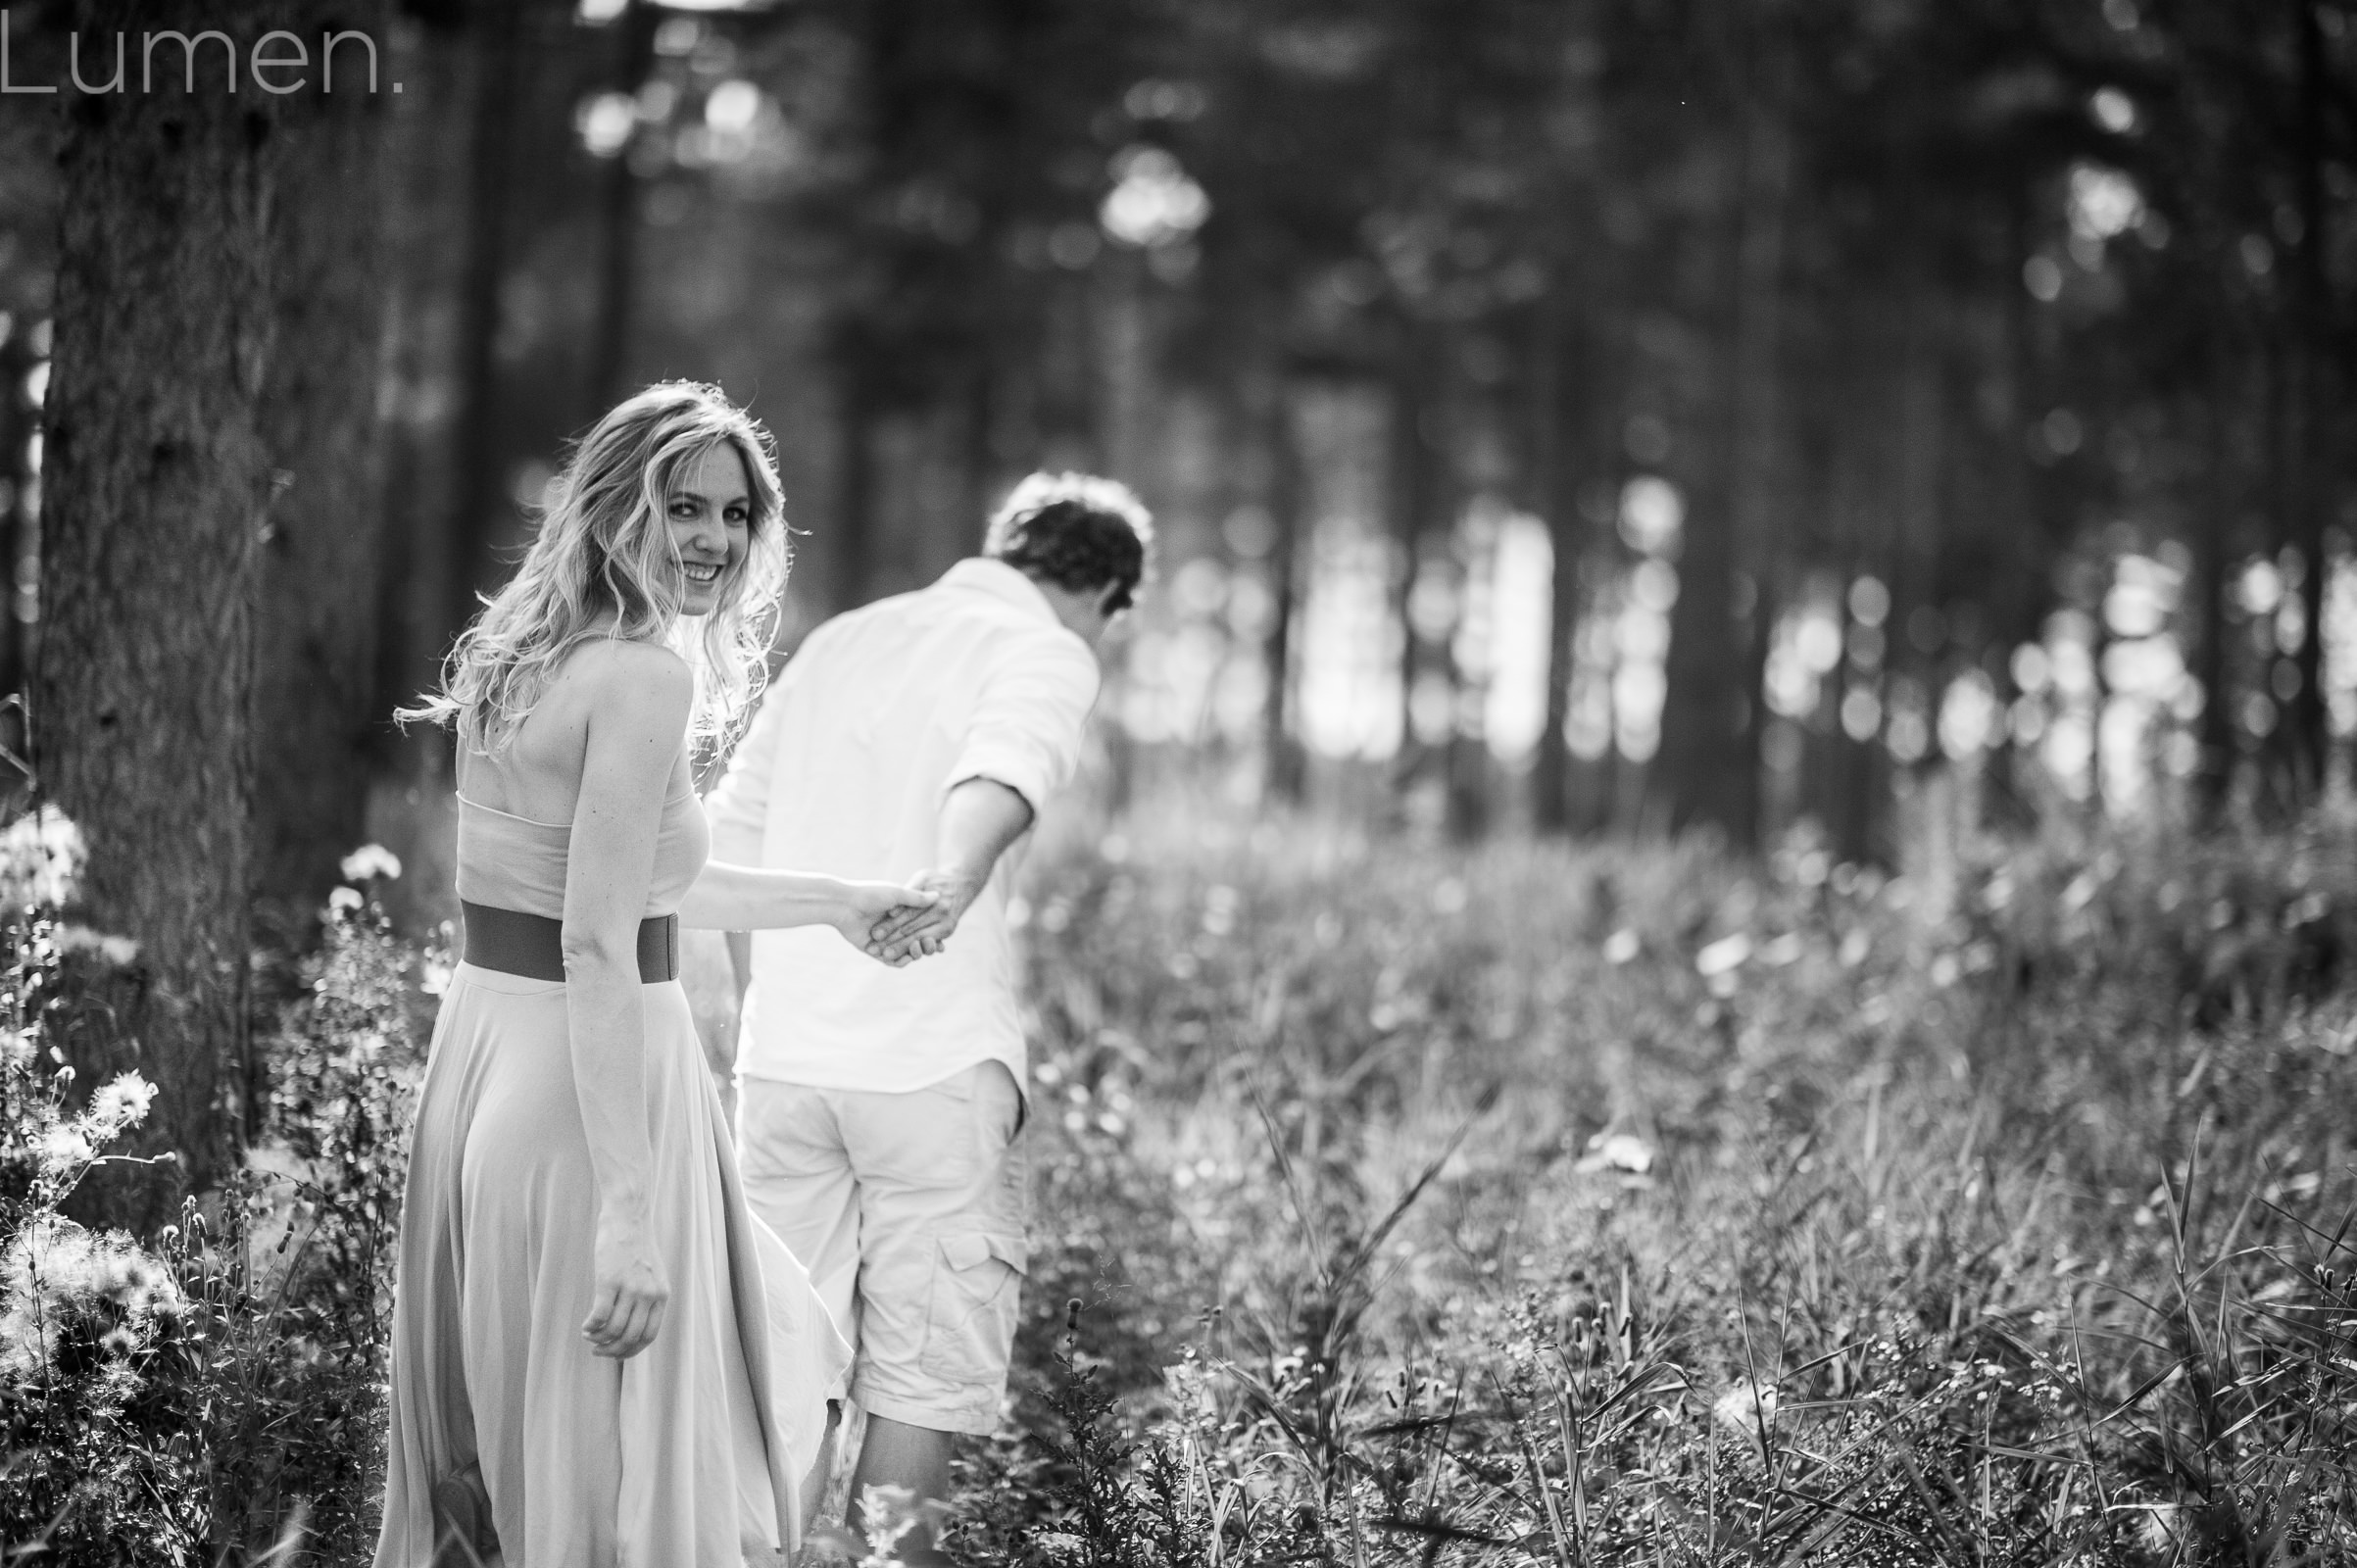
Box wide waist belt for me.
[459,902,680,984]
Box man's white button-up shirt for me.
[705,557,1102,1093]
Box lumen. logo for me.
[0,12,396,95]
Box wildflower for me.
[0,804,85,908]
[327,887,366,915]
[36,1122,93,1177]
[0,1216,182,1381]
[855,1484,920,1566]
[1574,1132,1655,1176]
[339,844,403,882]
[53,924,141,965]
[92,1245,180,1318]
[1711,1378,1779,1446]
[88,1071,158,1133]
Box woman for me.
[377,382,923,1568]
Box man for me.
[706,471,1151,1564]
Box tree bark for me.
[35,0,282,1212]
[254,0,394,914]
[0,325,36,778]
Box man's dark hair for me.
[983,472,1154,607]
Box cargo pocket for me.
[917,1230,1027,1385]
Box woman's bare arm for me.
[677,860,933,960]
[561,642,690,1359]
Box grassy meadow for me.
[7,783,2355,1565]
[942,790,2357,1567]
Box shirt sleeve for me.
[703,664,794,865]
[946,629,1102,812]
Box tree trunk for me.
[1891,279,1945,803]
[1263,379,1305,804]
[372,13,476,782]
[0,323,36,779]
[1659,34,1788,846]
[1532,290,1593,837]
[1386,325,1437,802]
[2193,383,2236,822]
[35,0,282,1213]
[254,0,394,916]
[447,0,523,644]
[586,0,657,416]
[832,359,877,612]
[2285,0,2330,800]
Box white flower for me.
[0,1215,183,1382]
[0,805,85,908]
[1574,1132,1656,1175]
[326,887,365,915]
[1712,1378,1779,1437]
[88,1072,157,1133]
[35,1123,93,1177]
[53,923,140,966]
[338,844,403,882]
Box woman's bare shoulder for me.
[547,638,690,705]
[556,640,693,747]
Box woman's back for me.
[453,641,709,919]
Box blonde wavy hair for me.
[402,381,790,755]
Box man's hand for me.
[860,777,1035,964]
[866,867,986,960]
[831,880,937,966]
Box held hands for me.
[583,1205,669,1359]
[832,880,940,966]
[863,866,985,962]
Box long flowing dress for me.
[374,786,850,1568]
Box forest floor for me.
[931,791,2357,1567]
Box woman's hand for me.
[831,880,937,964]
[864,866,985,958]
[583,1205,669,1359]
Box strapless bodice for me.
[455,788,709,919]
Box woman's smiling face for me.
[666,443,753,615]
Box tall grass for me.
[952,798,2357,1566]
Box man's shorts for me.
[735,1061,1027,1436]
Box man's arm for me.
[871,629,1100,955]
[869,779,1036,954]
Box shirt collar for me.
[939,557,1060,626]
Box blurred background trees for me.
[0,0,2348,892]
